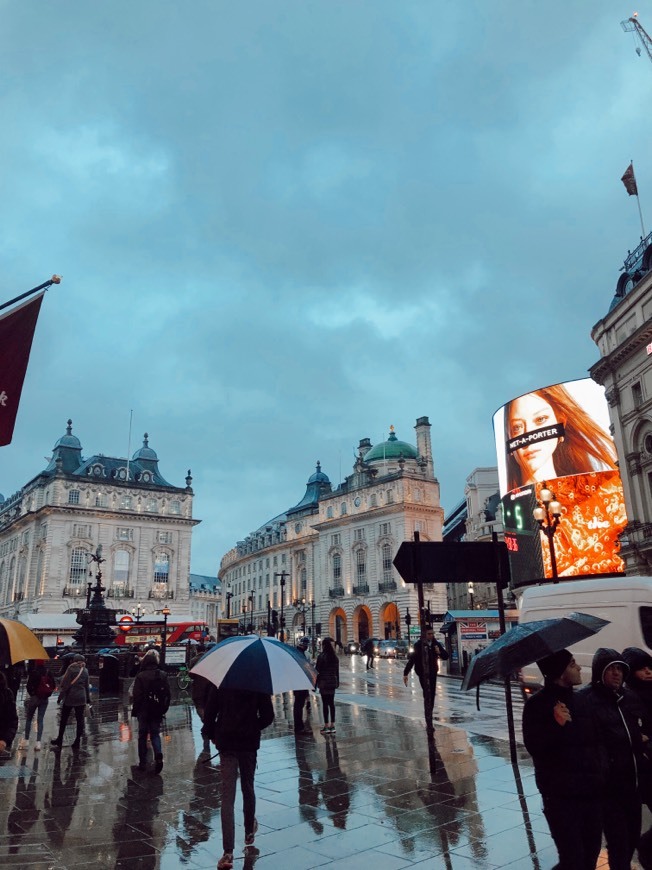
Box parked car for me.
[378,639,398,658]
[394,639,411,659]
[346,640,360,655]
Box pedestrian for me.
[203,684,274,870]
[622,647,652,868]
[50,653,90,751]
[0,671,18,757]
[18,660,55,751]
[361,637,375,669]
[131,649,170,772]
[316,637,339,735]
[5,662,24,699]
[578,647,645,870]
[293,637,311,734]
[189,644,212,752]
[403,625,449,726]
[522,649,606,870]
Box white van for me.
[518,576,652,695]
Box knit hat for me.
[537,649,573,681]
[622,646,652,672]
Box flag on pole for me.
[0,292,45,446]
[621,162,639,196]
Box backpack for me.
[144,673,169,718]
[35,674,55,699]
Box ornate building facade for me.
[591,257,652,573]
[218,417,446,646]
[0,421,198,619]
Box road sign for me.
[118,614,134,633]
[393,541,510,587]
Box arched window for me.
[340,503,347,516]
[332,553,341,583]
[327,506,334,519]
[154,552,169,583]
[69,548,87,585]
[382,543,393,582]
[114,549,130,585]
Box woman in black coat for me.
[316,638,340,735]
[0,671,18,755]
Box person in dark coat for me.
[203,685,274,870]
[0,671,18,756]
[403,625,449,724]
[578,647,645,870]
[622,647,652,868]
[361,637,375,670]
[19,661,55,751]
[189,645,212,751]
[315,637,339,734]
[131,649,171,773]
[293,637,311,734]
[522,649,607,870]
[50,654,90,751]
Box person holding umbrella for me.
[203,685,274,870]
[522,649,606,870]
[0,671,18,757]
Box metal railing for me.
[378,580,397,593]
[106,588,135,599]
[352,583,369,596]
[328,586,345,599]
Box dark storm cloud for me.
[1,1,649,571]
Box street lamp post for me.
[248,593,254,633]
[310,600,316,657]
[225,589,233,619]
[161,605,170,666]
[274,572,289,642]
[467,582,475,610]
[132,602,145,623]
[533,484,562,582]
[405,608,412,641]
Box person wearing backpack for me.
[18,660,55,752]
[132,649,170,773]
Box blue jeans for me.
[220,750,257,853]
[24,697,48,741]
[137,715,162,763]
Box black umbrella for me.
[461,611,609,691]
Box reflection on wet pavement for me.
[0,681,634,869]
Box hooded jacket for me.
[577,646,644,793]
[58,661,90,708]
[203,685,274,753]
[132,657,171,719]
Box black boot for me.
[154,753,163,773]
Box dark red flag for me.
[621,163,638,196]
[0,292,44,446]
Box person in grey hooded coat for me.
[50,654,90,750]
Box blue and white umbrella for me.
[190,636,317,694]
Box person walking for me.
[0,671,18,757]
[50,653,90,751]
[403,625,449,726]
[361,637,375,670]
[522,649,607,870]
[293,637,311,734]
[131,649,170,772]
[622,647,652,868]
[315,637,339,734]
[203,684,274,870]
[578,647,645,870]
[18,661,55,751]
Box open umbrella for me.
[461,611,609,692]
[0,618,49,665]
[190,635,317,694]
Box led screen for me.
[493,378,626,586]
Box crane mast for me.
[622,14,652,64]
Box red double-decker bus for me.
[114,618,209,647]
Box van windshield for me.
[640,606,652,648]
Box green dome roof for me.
[364,428,418,462]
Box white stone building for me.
[590,252,652,573]
[0,421,199,620]
[218,417,446,646]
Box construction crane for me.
[622,13,652,63]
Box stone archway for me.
[379,602,401,639]
[353,604,373,642]
[329,607,347,646]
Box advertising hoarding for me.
[493,378,626,586]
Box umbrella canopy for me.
[190,635,317,694]
[461,611,609,691]
[0,618,49,665]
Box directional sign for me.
[118,614,134,632]
[393,540,510,588]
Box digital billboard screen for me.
[493,378,626,586]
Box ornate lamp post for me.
[248,593,255,633]
[132,602,145,623]
[533,485,562,582]
[310,600,316,656]
[225,588,233,619]
[274,572,289,642]
[467,582,475,610]
[161,605,171,665]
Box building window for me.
[340,503,347,516]
[36,549,46,597]
[386,490,393,504]
[144,498,158,513]
[170,500,181,515]
[39,523,47,540]
[382,543,393,581]
[114,549,130,584]
[68,489,80,505]
[301,567,307,591]
[356,549,366,582]
[157,531,172,544]
[646,434,652,455]
[69,548,88,585]
[331,533,340,546]
[297,550,306,563]
[95,493,108,508]
[327,506,334,519]
[73,524,91,539]
[633,381,643,408]
[120,495,133,510]
[370,494,377,507]
[154,552,170,583]
[117,527,133,542]
[333,553,341,582]
[379,522,390,537]
[354,529,365,541]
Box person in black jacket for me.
[315,637,340,734]
[203,685,274,870]
[522,649,607,870]
[578,647,645,870]
[403,626,449,725]
[0,671,18,756]
[132,650,171,773]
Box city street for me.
[0,657,642,870]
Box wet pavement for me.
[0,662,647,869]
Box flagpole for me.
[629,160,646,238]
[0,275,62,314]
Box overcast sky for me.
[1,1,650,576]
